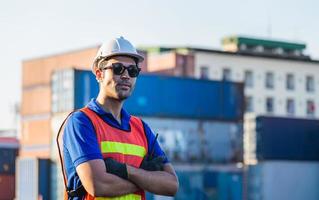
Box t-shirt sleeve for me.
[63,111,103,168]
[142,120,169,164]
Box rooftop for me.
[222,35,306,50]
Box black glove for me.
[104,158,128,180]
[140,155,165,171]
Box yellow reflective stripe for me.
[96,193,141,200]
[101,141,146,157]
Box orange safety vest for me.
[57,107,148,200]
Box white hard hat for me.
[92,36,144,74]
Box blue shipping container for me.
[247,161,319,200]
[38,159,51,200]
[217,172,243,200]
[16,158,51,200]
[0,148,18,174]
[74,69,99,109]
[125,75,244,120]
[255,116,319,161]
[69,70,244,120]
[171,167,243,200]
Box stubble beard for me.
[115,85,134,101]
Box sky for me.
[0,0,318,130]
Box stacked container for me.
[16,158,51,200]
[50,68,245,199]
[244,114,319,200]
[0,137,19,200]
[177,165,243,200]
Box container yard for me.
[14,32,319,199]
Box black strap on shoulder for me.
[67,184,87,197]
[56,109,87,198]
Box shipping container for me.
[142,117,242,163]
[217,172,242,200]
[52,68,98,113]
[0,137,19,149]
[22,46,98,88]
[0,138,19,175]
[247,161,319,200]
[74,69,99,109]
[21,86,51,115]
[50,114,243,164]
[244,114,319,163]
[52,69,244,121]
[16,158,51,200]
[148,164,243,200]
[50,113,70,161]
[50,161,64,200]
[0,148,18,175]
[20,119,51,158]
[126,75,244,121]
[50,114,68,200]
[0,174,15,200]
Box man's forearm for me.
[94,173,140,197]
[76,160,140,197]
[126,164,179,196]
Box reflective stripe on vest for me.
[80,107,148,200]
[96,194,141,200]
[101,141,146,157]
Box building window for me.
[255,45,264,52]
[265,72,274,89]
[286,99,295,115]
[240,44,247,51]
[306,76,315,92]
[286,74,295,90]
[200,66,209,79]
[306,100,315,116]
[245,96,253,112]
[222,68,231,81]
[266,97,274,113]
[273,47,284,55]
[244,70,253,88]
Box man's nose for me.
[120,68,130,79]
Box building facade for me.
[144,36,319,119]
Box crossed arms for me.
[76,158,179,197]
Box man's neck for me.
[96,94,123,124]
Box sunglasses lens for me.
[112,63,125,75]
[111,63,140,77]
[127,65,140,77]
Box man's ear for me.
[95,60,108,81]
[95,69,103,82]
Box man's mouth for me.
[117,83,131,90]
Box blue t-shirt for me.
[62,98,168,199]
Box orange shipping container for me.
[21,87,51,115]
[20,119,51,158]
[21,119,50,145]
[0,174,15,200]
[22,47,98,87]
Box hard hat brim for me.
[104,52,144,63]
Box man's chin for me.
[118,96,128,101]
[117,93,131,101]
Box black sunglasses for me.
[102,63,141,77]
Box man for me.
[59,36,179,200]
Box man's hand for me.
[104,158,128,180]
[140,155,165,171]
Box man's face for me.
[96,56,138,101]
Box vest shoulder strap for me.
[56,109,88,199]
